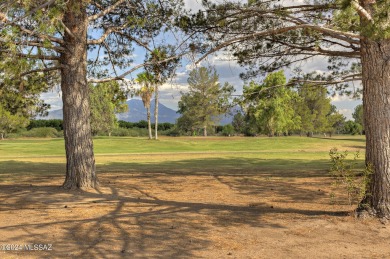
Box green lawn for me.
[0,135,365,182]
[0,135,365,156]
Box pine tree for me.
[178,67,234,136]
[1,1,186,189]
[182,0,390,218]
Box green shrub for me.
[118,120,135,129]
[163,127,181,137]
[28,119,63,131]
[111,127,148,137]
[20,127,63,138]
[329,148,372,206]
[221,124,235,136]
[342,121,363,135]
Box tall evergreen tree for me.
[295,84,333,136]
[181,0,390,217]
[178,67,234,136]
[1,1,186,189]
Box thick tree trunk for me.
[60,2,97,189]
[154,85,159,140]
[359,38,390,218]
[203,125,207,137]
[147,107,152,139]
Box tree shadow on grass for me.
[311,136,365,142]
[0,158,349,258]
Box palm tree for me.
[149,49,165,140]
[146,46,179,140]
[136,72,155,139]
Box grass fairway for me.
[3,135,390,259]
[0,135,365,179]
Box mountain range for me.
[45,99,236,125]
[117,99,180,123]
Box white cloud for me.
[330,94,361,120]
[331,93,352,102]
[184,0,204,12]
[338,108,353,120]
[40,91,63,110]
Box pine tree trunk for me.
[147,107,152,139]
[60,2,97,189]
[359,38,390,218]
[154,85,159,140]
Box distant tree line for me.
[27,119,64,131]
[3,68,363,139]
[175,69,363,137]
[118,121,175,131]
[25,120,174,132]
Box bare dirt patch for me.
[1,171,389,258]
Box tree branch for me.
[87,27,117,45]
[0,15,64,45]
[88,0,127,21]
[9,0,56,24]
[272,39,360,58]
[351,0,373,22]
[19,66,62,77]
[3,52,60,60]
[291,73,363,86]
[4,40,66,52]
[196,24,362,64]
[88,51,188,83]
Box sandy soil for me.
[1,171,389,259]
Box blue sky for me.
[41,0,362,120]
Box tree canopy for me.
[89,81,127,136]
[135,71,155,139]
[0,0,188,189]
[353,104,364,133]
[177,66,234,136]
[179,0,390,218]
[241,71,300,136]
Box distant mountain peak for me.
[43,99,238,125]
[117,99,179,123]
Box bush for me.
[152,122,175,131]
[135,120,148,128]
[243,125,257,136]
[342,121,363,135]
[28,119,63,131]
[118,120,135,129]
[19,127,63,138]
[221,124,235,136]
[329,148,372,206]
[111,127,148,137]
[163,127,181,137]
[215,125,224,134]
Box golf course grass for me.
[0,135,365,182]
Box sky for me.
[40,0,362,120]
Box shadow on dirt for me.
[0,158,349,258]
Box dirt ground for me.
[1,170,390,259]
